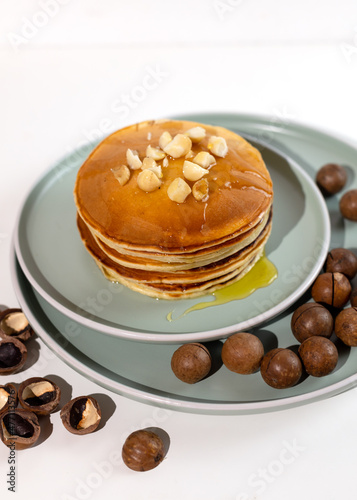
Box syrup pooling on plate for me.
[167,253,277,321]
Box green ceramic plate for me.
[14,113,331,343]
[11,254,357,415]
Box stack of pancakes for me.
[74,119,273,299]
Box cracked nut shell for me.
[0,384,17,415]
[122,429,165,472]
[325,248,357,280]
[0,335,27,375]
[311,272,351,309]
[298,336,338,377]
[0,308,34,342]
[335,307,357,346]
[315,163,347,196]
[171,343,211,384]
[291,302,333,343]
[0,408,40,449]
[221,332,264,374]
[260,348,302,389]
[60,396,101,435]
[18,377,61,415]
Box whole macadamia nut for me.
[122,429,165,472]
[298,337,338,377]
[325,248,357,280]
[335,307,357,346]
[311,272,351,308]
[171,343,211,384]
[291,303,333,343]
[340,189,357,221]
[221,332,264,374]
[316,163,347,196]
[260,348,302,389]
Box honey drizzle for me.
[167,254,277,321]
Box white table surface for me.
[1,1,357,499]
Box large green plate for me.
[13,113,332,343]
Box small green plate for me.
[14,113,331,343]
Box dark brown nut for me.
[18,377,61,415]
[260,348,302,389]
[335,307,357,346]
[0,308,34,342]
[0,335,27,375]
[325,248,357,280]
[122,429,165,472]
[291,303,333,343]
[0,408,40,449]
[311,272,351,309]
[340,189,357,221]
[0,384,17,414]
[351,288,357,307]
[316,163,347,196]
[171,343,211,384]
[221,332,264,374]
[298,337,338,377]
[60,396,101,435]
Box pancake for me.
[74,119,273,299]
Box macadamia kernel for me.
[167,177,191,203]
[183,160,208,182]
[146,145,166,161]
[111,165,130,186]
[137,169,162,192]
[164,134,192,158]
[141,157,163,178]
[193,151,216,168]
[126,149,142,170]
[208,136,228,157]
[192,178,209,202]
[185,126,206,142]
[159,131,172,150]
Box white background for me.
[1,1,357,499]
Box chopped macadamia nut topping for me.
[208,136,228,157]
[164,134,192,159]
[193,151,216,169]
[183,160,209,182]
[185,126,206,142]
[137,169,162,192]
[126,149,142,170]
[147,132,152,141]
[146,145,166,161]
[185,150,195,159]
[141,157,163,178]
[192,178,209,202]
[112,165,130,186]
[159,131,172,150]
[162,157,169,167]
[167,177,191,203]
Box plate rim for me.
[13,112,331,343]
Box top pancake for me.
[74,119,273,252]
